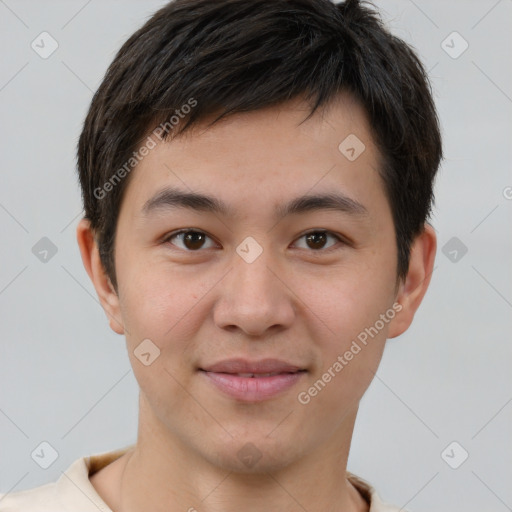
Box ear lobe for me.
[76,218,125,335]
[388,223,437,339]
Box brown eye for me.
[163,229,346,253]
[306,232,328,250]
[294,230,344,251]
[164,230,216,251]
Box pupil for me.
[185,232,204,250]
[306,232,326,249]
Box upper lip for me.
[200,358,305,374]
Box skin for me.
[77,92,436,512]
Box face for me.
[80,93,430,473]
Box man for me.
[0,0,441,510]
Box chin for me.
[205,435,302,475]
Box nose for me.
[213,242,296,338]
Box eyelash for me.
[161,229,348,253]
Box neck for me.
[115,395,368,512]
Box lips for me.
[199,358,307,402]
[200,357,304,375]
[236,372,284,378]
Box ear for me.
[388,223,437,338]
[76,218,125,335]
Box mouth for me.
[199,357,306,375]
[202,371,306,378]
[198,362,307,402]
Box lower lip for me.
[200,370,306,402]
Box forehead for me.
[119,94,387,224]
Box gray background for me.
[0,1,511,510]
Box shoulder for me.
[347,471,409,512]
[0,452,115,512]
[0,481,59,511]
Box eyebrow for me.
[141,187,368,220]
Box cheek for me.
[117,266,206,420]
[118,255,208,341]
[317,289,391,378]
[304,256,396,342]
[117,260,223,401]
[299,261,396,405]
[298,297,391,428]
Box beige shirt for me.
[0,445,405,511]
